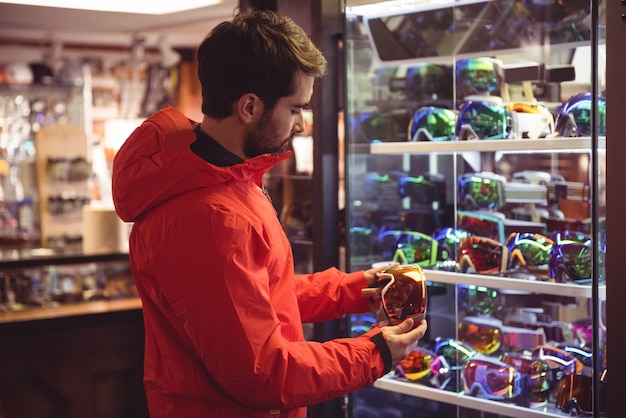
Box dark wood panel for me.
[0,309,147,418]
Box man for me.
[112,8,427,418]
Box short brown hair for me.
[197,9,327,119]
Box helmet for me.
[408,106,456,141]
[456,101,513,140]
[376,264,427,325]
[555,92,606,137]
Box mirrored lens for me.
[459,175,503,209]
[396,347,435,381]
[458,212,504,242]
[378,265,427,324]
[549,242,592,283]
[406,64,454,98]
[500,352,550,395]
[393,232,435,265]
[459,285,499,315]
[456,58,502,93]
[456,101,511,140]
[506,232,553,272]
[408,106,456,141]
[555,374,605,414]
[458,321,501,354]
[434,338,477,369]
[462,357,523,399]
[555,93,606,137]
[458,236,506,274]
[398,176,438,202]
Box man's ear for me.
[237,93,263,124]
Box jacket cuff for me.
[370,331,392,373]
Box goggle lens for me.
[555,374,605,414]
[408,106,456,142]
[458,237,505,274]
[434,338,477,368]
[459,175,503,209]
[377,265,427,324]
[508,233,553,267]
[456,58,502,93]
[393,232,435,265]
[396,347,434,381]
[398,176,438,203]
[457,212,503,242]
[459,285,498,315]
[550,242,593,283]
[456,101,511,140]
[500,353,550,395]
[458,322,501,354]
[462,358,523,399]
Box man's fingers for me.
[395,317,414,333]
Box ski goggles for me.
[456,58,504,94]
[408,106,456,142]
[355,111,412,143]
[556,345,594,368]
[457,236,508,275]
[433,227,471,253]
[397,175,441,203]
[554,92,606,137]
[459,319,546,355]
[391,231,439,267]
[505,232,554,278]
[457,211,506,243]
[458,173,505,210]
[456,100,513,140]
[548,240,593,284]
[531,345,585,383]
[555,374,606,415]
[458,285,499,315]
[395,346,451,381]
[405,63,454,99]
[433,338,477,370]
[500,352,551,400]
[462,357,524,400]
[375,264,427,325]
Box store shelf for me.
[359,137,606,155]
[0,249,129,270]
[424,270,605,300]
[374,377,566,418]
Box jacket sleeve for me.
[142,198,389,413]
[294,269,373,323]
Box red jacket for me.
[112,106,388,417]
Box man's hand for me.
[380,318,428,366]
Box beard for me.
[243,111,293,158]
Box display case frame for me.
[344,0,607,416]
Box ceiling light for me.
[0,0,223,14]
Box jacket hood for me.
[112,106,290,222]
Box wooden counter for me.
[0,298,148,418]
[0,298,142,325]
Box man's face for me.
[244,72,315,158]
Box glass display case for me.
[344,0,606,417]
